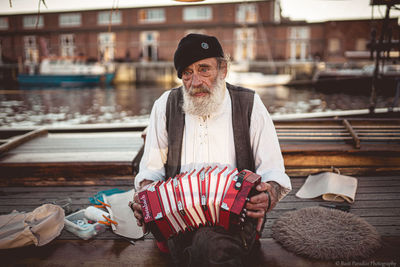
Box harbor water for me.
[0,83,398,128]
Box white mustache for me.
[188,86,211,96]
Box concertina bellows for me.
[138,166,261,240]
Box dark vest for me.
[165,82,255,179]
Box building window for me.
[98,32,115,62]
[98,11,122,25]
[289,27,310,40]
[289,27,310,61]
[328,38,341,54]
[234,28,255,61]
[140,31,159,62]
[23,15,44,28]
[355,38,367,51]
[59,13,81,27]
[236,4,257,24]
[23,36,39,65]
[60,34,75,57]
[183,6,212,21]
[138,8,165,23]
[0,17,9,30]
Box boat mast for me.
[369,0,399,113]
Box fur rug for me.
[271,206,381,261]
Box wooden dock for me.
[0,175,399,266]
[0,118,399,266]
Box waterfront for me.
[0,83,398,128]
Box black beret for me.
[174,33,224,79]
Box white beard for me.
[182,76,226,117]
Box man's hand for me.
[131,179,154,229]
[245,182,280,232]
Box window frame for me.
[0,17,9,30]
[183,6,212,22]
[236,3,258,24]
[23,15,44,29]
[138,8,166,24]
[98,11,122,26]
[59,13,82,27]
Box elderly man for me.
[132,33,291,266]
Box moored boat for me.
[312,63,400,92]
[226,71,292,87]
[17,58,115,87]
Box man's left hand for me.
[245,182,279,232]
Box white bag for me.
[296,172,358,203]
[103,189,143,239]
[0,204,64,249]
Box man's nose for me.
[191,72,202,87]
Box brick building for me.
[0,0,397,67]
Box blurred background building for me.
[0,0,398,83]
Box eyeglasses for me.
[182,65,216,80]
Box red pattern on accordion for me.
[139,167,261,240]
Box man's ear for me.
[219,61,228,79]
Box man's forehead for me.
[185,58,217,69]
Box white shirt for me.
[135,87,292,198]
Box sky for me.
[0,0,399,22]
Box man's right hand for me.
[131,179,154,228]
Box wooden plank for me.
[0,237,398,267]
[278,132,351,136]
[0,177,135,187]
[0,125,147,134]
[0,151,137,163]
[283,152,400,167]
[353,125,400,129]
[46,126,147,133]
[274,118,400,126]
[277,129,348,132]
[279,135,352,142]
[289,176,400,185]
[7,133,143,153]
[287,168,400,177]
[266,208,400,218]
[0,128,48,155]
[262,225,400,238]
[281,143,400,152]
[274,200,400,209]
[0,185,133,192]
[278,129,400,133]
[0,239,171,266]
[285,168,400,178]
[281,192,400,202]
[357,129,400,132]
[0,163,134,182]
